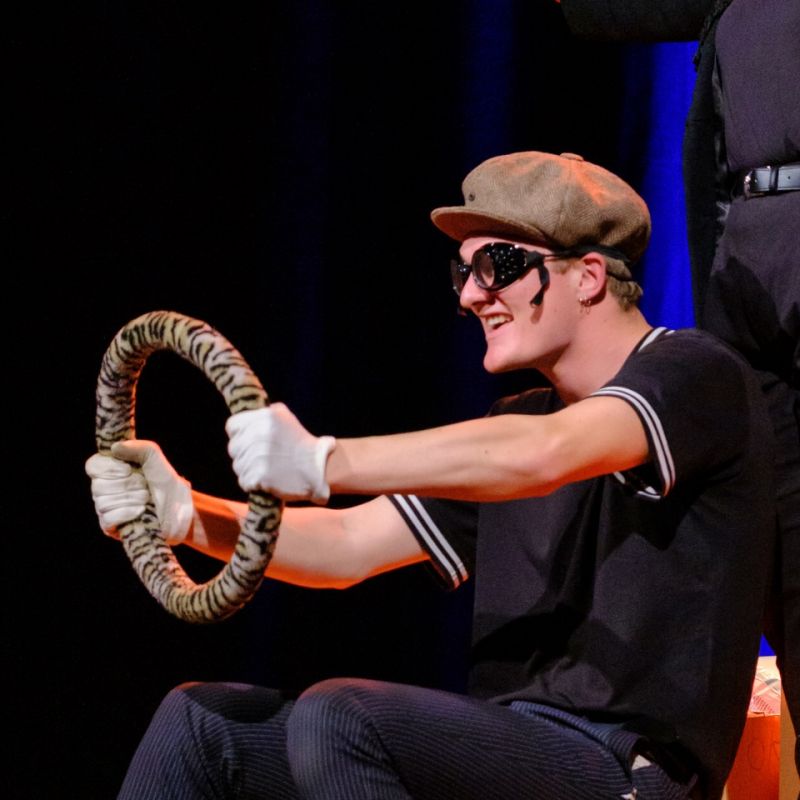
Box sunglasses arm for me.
[529,264,550,306]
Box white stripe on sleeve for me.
[391,495,469,587]
[592,387,676,496]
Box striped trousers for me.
[117,678,697,799]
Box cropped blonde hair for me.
[605,256,643,310]
[549,252,643,310]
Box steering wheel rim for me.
[95,310,282,623]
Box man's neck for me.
[544,308,654,404]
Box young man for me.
[88,151,776,800]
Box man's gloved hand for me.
[85,440,194,544]
[225,403,336,504]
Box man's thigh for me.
[289,678,690,800]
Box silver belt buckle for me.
[743,166,770,199]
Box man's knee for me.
[286,678,386,785]
[149,681,206,745]
[118,682,219,798]
[149,681,283,761]
[288,678,371,741]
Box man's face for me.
[458,236,580,374]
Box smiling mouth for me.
[485,314,512,331]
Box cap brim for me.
[430,206,553,245]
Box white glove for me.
[225,403,336,504]
[85,440,194,544]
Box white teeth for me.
[486,315,511,330]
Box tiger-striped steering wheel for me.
[94,310,282,623]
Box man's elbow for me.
[503,433,583,498]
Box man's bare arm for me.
[326,396,649,501]
[186,494,428,589]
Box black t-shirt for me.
[389,327,776,799]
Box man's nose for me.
[458,273,492,312]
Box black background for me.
[10,2,639,796]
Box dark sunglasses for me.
[450,242,633,308]
[450,243,573,307]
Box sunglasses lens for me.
[472,250,498,289]
[475,244,531,291]
[450,260,470,295]
[451,244,542,296]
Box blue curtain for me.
[620,42,698,329]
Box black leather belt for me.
[741,162,800,198]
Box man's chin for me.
[483,353,518,375]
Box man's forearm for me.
[185,492,424,589]
[326,397,649,501]
[185,491,357,588]
[326,416,557,501]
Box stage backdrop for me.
[12,3,728,797]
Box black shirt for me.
[389,327,776,799]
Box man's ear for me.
[575,251,608,302]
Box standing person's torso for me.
[715,0,800,172]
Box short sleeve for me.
[387,387,558,587]
[387,494,477,590]
[591,329,755,499]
